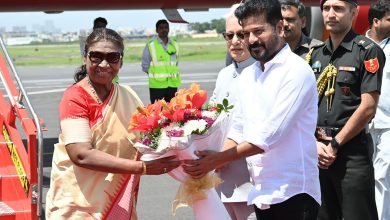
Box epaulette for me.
[311,42,325,49]
[306,42,324,64]
[355,36,375,50]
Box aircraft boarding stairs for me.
[0,37,44,219]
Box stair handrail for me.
[0,36,44,218]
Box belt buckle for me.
[316,127,333,141]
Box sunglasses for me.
[222,32,245,41]
[88,51,122,64]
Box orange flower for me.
[129,101,162,132]
[184,83,207,109]
[130,84,208,129]
[169,91,190,109]
[169,83,207,110]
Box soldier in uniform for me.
[307,0,385,219]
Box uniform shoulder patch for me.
[364,58,380,74]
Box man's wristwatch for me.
[330,137,340,149]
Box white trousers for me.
[371,128,390,220]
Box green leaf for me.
[223,98,228,107]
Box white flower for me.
[183,119,208,135]
[202,110,218,119]
[163,122,180,131]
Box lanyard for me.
[382,38,390,50]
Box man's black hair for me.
[279,0,306,17]
[156,19,169,29]
[93,17,107,29]
[235,0,283,27]
[368,1,390,27]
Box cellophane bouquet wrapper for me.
[135,112,232,220]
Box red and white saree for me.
[46,83,143,220]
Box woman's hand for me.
[143,156,181,175]
[66,143,180,175]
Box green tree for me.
[189,18,225,33]
[189,22,211,33]
[210,18,226,33]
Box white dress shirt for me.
[366,30,390,129]
[228,45,321,209]
[366,29,390,220]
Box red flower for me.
[162,108,185,122]
[187,84,207,109]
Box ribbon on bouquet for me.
[171,172,223,215]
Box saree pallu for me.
[46,84,143,220]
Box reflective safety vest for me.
[112,75,119,84]
[147,38,181,88]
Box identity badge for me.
[312,61,322,73]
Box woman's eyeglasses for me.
[222,32,245,41]
[88,51,122,64]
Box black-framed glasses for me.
[222,32,245,41]
[88,51,122,64]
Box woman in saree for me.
[46,28,180,220]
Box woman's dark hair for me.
[74,28,124,82]
[235,0,283,27]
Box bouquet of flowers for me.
[129,83,233,220]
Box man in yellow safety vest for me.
[141,19,181,103]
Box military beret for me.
[320,0,358,10]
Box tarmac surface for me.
[13,60,225,219]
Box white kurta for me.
[210,58,256,204]
[228,45,321,209]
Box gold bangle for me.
[141,161,147,175]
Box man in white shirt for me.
[367,1,390,220]
[209,4,256,220]
[183,0,320,219]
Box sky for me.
[0,9,230,32]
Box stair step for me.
[0,202,15,220]
[0,174,22,202]
[0,144,30,202]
